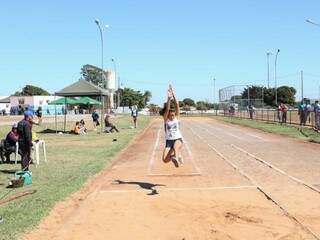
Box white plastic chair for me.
[32,140,47,167]
[15,142,19,164]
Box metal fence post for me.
[289,110,292,124]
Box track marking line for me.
[148,120,201,176]
[99,185,259,193]
[204,121,268,141]
[182,127,202,175]
[147,126,162,175]
[196,123,320,195]
[188,123,320,240]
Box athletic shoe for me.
[171,156,179,168]
[178,155,184,164]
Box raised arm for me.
[163,94,171,121]
[172,90,180,118]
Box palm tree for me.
[143,90,152,106]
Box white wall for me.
[10,96,59,107]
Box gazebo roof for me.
[55,80,109,97]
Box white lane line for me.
[205,121,267,141]
[196,123,320,195]
[187,125,257,185]
[230,144,320,195]
[183,140,202,174]
[245,133,267,141]
[147,126,162,175]
[182,124,202,174]
[99,185,259,193]
[187,124,320,240]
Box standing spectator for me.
[280,102,288,123]
[91,109,100,129]
[247,104,255,120]
[277,104,282,123]
[35,106,42,125]
[314,100,320,131]
[306,101,312,124]
[130,104,138,128]
[3,123,19,162]
[298,101,306,125]
[17,111,33,171]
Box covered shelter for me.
[54,80,109,132]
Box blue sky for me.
[1,0,320,104]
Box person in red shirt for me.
[279,102,288,123]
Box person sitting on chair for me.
[104,114,119,133]
[4,123,19,162]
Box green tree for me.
[277,86,296,105]
[148,103,160,115]
[240,85,296,106]
[196,101,208,111]
[241,86,264,100]
[81,64,104,87]
[14,85,50,96]
[120,88,152,109]
[143,90,152,105]
[182,98,195,107]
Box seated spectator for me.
[104,115,119,133]
[4,123,19,162]
[72,121,81,135]
[80,119,87,133]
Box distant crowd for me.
[0,105,140,171]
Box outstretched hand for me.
[167,88,173,100]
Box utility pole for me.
[274,49,280,106]
[267,52,272,88]
[213,77,216,103]
[301,70,304,101]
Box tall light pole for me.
[274,49,280,106]
[306,19,320,101]
[212,77,216,103]
[111,58,120,108]
[95,19,105,88]
[266,52,273,88]
[95,18,109,131]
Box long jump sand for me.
[24,117,320,240]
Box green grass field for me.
[212,116,320,143]
[0,115,150,240]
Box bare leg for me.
[133,117,137,128]
[162,147,174,163]
[173,140,183,163]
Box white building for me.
[9,95,62,115]
[0,96,10,115]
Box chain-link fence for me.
[218,108,317,127]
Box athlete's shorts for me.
[165,138,183,149]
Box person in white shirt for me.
[130,104,138,128]
[162,85,183,168]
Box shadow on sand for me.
[113,180,165,195]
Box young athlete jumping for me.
[162,85,183,168]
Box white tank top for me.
[165,118,182,140]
